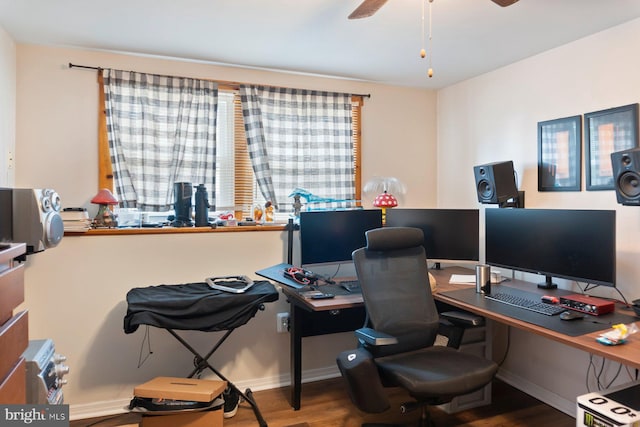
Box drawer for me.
[294,305,366,337]
[0,358,26,404]
[0,310,28,381]
[0,263,25,325]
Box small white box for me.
[576,381,640,427]
[116,208,141,228]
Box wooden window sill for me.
[64,224,287,236]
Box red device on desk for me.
[559,294,615,315]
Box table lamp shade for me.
[91,188,118,205]
[373,191,398,208]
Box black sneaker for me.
[223,386,240,418]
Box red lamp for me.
[91,188,119,228]
[373,191,398,209]
[365,177,405,224]
[373,191,398,224]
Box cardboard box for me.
[141,410,222,427]
[134,377,226,427]
[134,377,226,402]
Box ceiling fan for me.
[348,0,519,20]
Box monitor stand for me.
[433,262,442,270]
[537,275,558,289]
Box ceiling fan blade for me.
[491,0,519,6]
[348,0,388,19]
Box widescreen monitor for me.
[299,209,383,266]
[385,208,480,268]
[485,208,616,288]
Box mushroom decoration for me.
[91,189,119,228]
[364,177,405,224]
[373,191,398,224]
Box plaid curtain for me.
[240,85,355,211]
[103,69,218,211]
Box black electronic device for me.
[611,147,640,206]
[300,290,335,299]
[172,182,193,227]
[485,208,616,289]
[560,311,585,321]
[338,280,360,292]
[473,161,519,206]
[299,209,383,266]
[385,208,479,269]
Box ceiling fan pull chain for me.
[428,0,434,78]
[420,0,426,59]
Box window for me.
[98,70,363,222]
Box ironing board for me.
[124,280,279,427]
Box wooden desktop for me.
[430,267,640,369]
[261,264,640,410]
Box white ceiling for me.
[2,0,640,89]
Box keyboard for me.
[338,280,360,292]
[485,292,565,316]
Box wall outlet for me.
[277,312,290,333]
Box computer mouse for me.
[560,310,584,321]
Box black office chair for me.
[337,227,498,427]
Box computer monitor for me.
[385,208,480,268]
[485,208,616,288]
[299,209,383,266]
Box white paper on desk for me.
[449,274,476,284]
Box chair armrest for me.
[355,328,399,346]
[438,311,484,349]
[440,310,484,327]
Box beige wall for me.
[0,25,15,187]
[11,15,638,420]
[12,44,437,417]
[438,17,640,415]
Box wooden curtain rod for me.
[68,62,371,99]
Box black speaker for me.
[172,182,193,227]
[473,161,518,205]
[612,147,640,206]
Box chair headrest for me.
[365,227,424,252]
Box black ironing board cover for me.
[123,280,279,334]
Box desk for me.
[256,264,365,410]
[258,264,640,410]
[431,267,640,370]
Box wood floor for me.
[70,378,576,427]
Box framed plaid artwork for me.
[538,115,582,191]
[585,103,639,191]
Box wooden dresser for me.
[0,243,28,404]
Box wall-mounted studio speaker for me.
[473,161,519,205]
[612,147,640,206]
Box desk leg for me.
[289,303,303,410]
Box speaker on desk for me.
[473,161,519,205]
[612,147,640,206]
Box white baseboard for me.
[71,366,576,421]
[70,366,341,421]
[497,369,576,418]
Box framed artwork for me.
[585,103,639,190]
[538,115,581,191]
